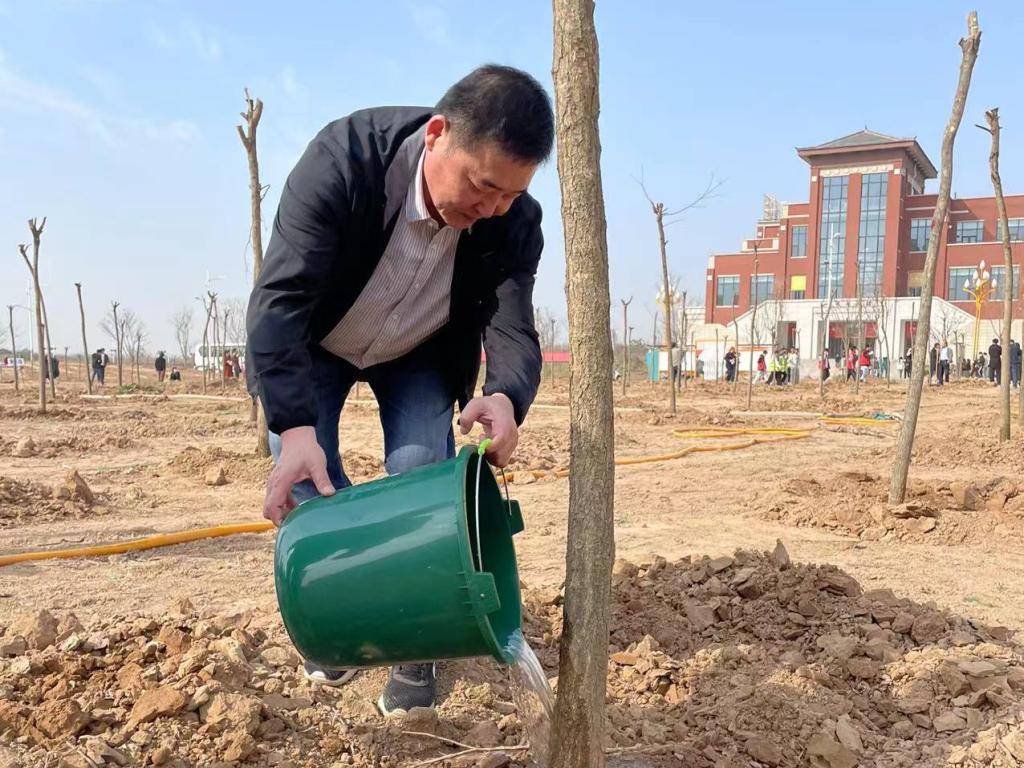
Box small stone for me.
[933,711,967,732]
[10,610,58,650]
[201,692,262,735]
[205,465,228,486]
[807,732,857,768]
[260,645,300,667]
[170,598,195,616]
[950,482,980,511]
[127,686,187,727]
[61,470,95,504]
[819,571,862,597]
[13,437,35,457]
[610,652,639,666]
[221,731,257,762]
[910,613,947,643]
[149,746,171,766]
[770,539,791,570]
[744,735,782,765]
[82,737,128,767]
[392,706,438,731]
[0,636,27,657]
[612,558,639,577]
[35,699,90,739]
[891,611,915,634]
[846,657,880,679]
[904,517,937,535]
[476,754,511,768]
[707,556,734,574]
[685,603,716,632]
[896,679,933,714]
[817,633,859,661]
[465,720,502,748]
[957,660,999,678]
[835,715,862,753]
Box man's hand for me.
[459,393,518,467]
[263,426,335,526]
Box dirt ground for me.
[1,368,1023,767]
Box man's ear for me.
[424,115,448,151]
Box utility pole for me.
[620,297,632,396]
[7,306,18,392]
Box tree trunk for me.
[655,209,676,414]
[38,291,56,398]
[890,12,981,503]
[112,303,123,388]
[18,238,46,412]
[75,283,92,395]
[238,89,272,457]
[983,108,1013,441]
[551,1,616,765]
[8,306,18,393]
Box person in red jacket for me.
[858,347,871,382]
[846,345,858,382]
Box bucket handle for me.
[474,439,514,572]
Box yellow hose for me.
[0,426,814,567]
[0,521,274,567]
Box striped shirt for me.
[320,147,461,369]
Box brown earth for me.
[1,369,1022,767]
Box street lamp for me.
[964,261,996,359]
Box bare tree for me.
[636,173,722,413]
[551,1,616,764]
[978,108,1013,441]
[6,306,18,392]
[222,297,247,344]
[199,292,217,394]
[75,283,92,394]
[172,307,195,364]
[100,302,124,387]
[17,217,51,411]
[877,296,893,385]
[237,88,271,456]
[891,12,981,504]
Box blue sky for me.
[2,0,1022,353]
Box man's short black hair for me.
[436,64,554,164]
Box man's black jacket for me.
[246,107,543,436]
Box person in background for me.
[988,338,1002,385]
[696,356,705,380]
[169,366,182,381]
[1010,339,1022,389]
[858,346,871,383]
[154,351,167,382]
[776,349,789,385]
[724,346,737,383]
[787,347,799,385]
[929,342,939,384]
[231,351,242,380]
[846,345,857,382]
[45,353,59,381]
[756,350,767,383]
[937,339,950,387]
[819,351,831,383]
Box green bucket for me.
[274,446,525,668]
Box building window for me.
[998,218,1024,242]
[906,271,924,297]
[857,172,887,297]
[790,274,807,300]
[817,176,848,297]
[750,274,774,303]
[947,267,974,301]
[991,266,1021,300]
[909,218,931,252]
[955,220,984,243]
[716,276,739,307]
[789,225,808,259]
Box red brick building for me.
[705,130,1024,339]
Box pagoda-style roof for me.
[797,129,937,178]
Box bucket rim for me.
[454,445,519,665]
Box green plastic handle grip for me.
[477,438,494,457]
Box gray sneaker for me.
[303,661,358,687]
[378,663,437,715]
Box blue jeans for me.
[269,346,456,503]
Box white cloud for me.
[0,58,199,147]
[409,3,450,46]
[149,19,222,63]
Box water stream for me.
[505,628,555,767]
